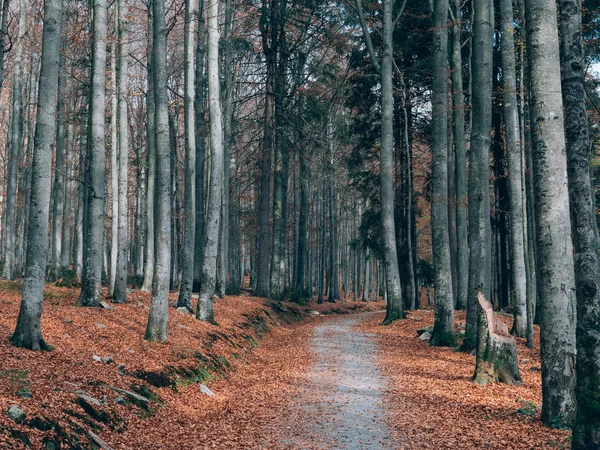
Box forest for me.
[0,0,599,447]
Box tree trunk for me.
[0,0,9,94]
[525,0,577,427]
[559,0,600,445]
[145,0,172,341]
[451,0,468,311]
[463,0,493,353]
[2,0,26,280]
[61,122,74,272]
[430,0,455,347]
[177,0,196,311]
[48,9,66,282]
[109,21,118,297]
[113,0,129,303]
[499,0,527,337]
[77,0,108,308]
[11,0,62,350]
[141,5,156,293]
[196,0,223,324]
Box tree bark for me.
[177,0,196,311]
[2,0,26,280]
[463,0,493,353]
[112,0,129,303]
[77,0,108,307]
[559,0,600,445]
[11,0,62,350]
[145,0,172,341]
[451,0,468,311]
[430,0,455,346]
[525,0,577,427]
[196,0,223,324]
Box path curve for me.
[284,312,393,449]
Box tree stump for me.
[473,292,522,385]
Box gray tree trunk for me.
[60,122,74,272]
[77,0,108,308]
[430,0,455,346]
[177,0,197,311]
[2,0,26,280]
[196,0,223,323]
[145,0,172,341]
[525,0,577,427]
[109,23,118,297]
[113,0,129,303]
[559,0,600,445]
[463,0,493,353]
[11,0,62,350]
[141,5,156,293]
[193,0,206,292]
[451,0,468,311]
[499,0,527,337]
[48,10,66,282]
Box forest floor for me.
[0,281,572,449]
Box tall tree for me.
[113,0,129,303]
[196,0,223,323]
[77,0,108,307]
[355,0,407,324]
[499,0,527,337]
[11,0,62,350]
[177,0,197,311]
[0,0,9,94]
[2,0,26,280]
[450,0,468,311]
[145,0,172,341]
[463,0,493,353]
[559,0,600,445]
[525,0,576,427]
[430,0,455,346]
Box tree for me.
[77,0,108,307]
[196,0,223,323]
[499,0,527,337]
[429,0,455,347]
[355,0,407,324]
[463,0,492,354]
[525,0,576,427]
[2,0,26,280]
[177,0,196,311]
[559,0,600,445]
[145,0,172,341]
[113,0,130,304]
[11,0,63,350]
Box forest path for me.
[282,312,394,449]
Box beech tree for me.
[11,0,62,350]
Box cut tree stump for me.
[473,292,522,386]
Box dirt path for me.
[281,312,394,449]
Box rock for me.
[177,324,190,330]
[306,310,320,315]
[523,358,530,363]
[117,364,127,372]
[99,301,114,311]
[418,331,431,341]
[200,384,214,397]
[408,316,422,322]
[7,405,26,423]
[76,392,101,406]
[102,356,114,365]
[416,325,434,337]
[176,306,192,315]
[64,317,73,324]
[92,355,102,362]
[114,397,126,405]
[87,430,114,450]
[102,396,109,406]
[96,322,107,329]
[106,385,149,408]
[16,390,32,399]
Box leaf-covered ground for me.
[0,281,382,449]
[0,281,571,449]
[357,310,572,450]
